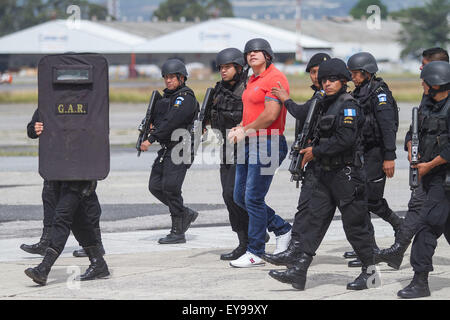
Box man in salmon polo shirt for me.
[227,38,292,268]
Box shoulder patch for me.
[174,96,185,107]
[378,93,387,103]
[344,109,356,117]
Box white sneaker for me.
[229,251,265,268]
[273,230,292,254]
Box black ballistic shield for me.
[38,53,110,181]
[409,107,419,191]
[136,90,162,157]
[289,98,319,188]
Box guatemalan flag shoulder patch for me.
[378,93,387,103]
[344,109,356,117]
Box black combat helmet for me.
[420,61,450,86]
[306,53,331,73]
[318,58,352,83]
[217,48,246,67]
[244,38,274,60]
[347,52,379,74]
[161,59,188,78]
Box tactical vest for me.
[154,86,199,145]
[356,78,399,148]
[210,81,244,133]
[418,97,450,164]
[316,93,363,169]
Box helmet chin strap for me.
[426,81,449,98]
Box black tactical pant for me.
[398,182,427,243]
[49,182,99,254]
[364,147,396,247]
[410,173,450,273]
[42,181,102,243]
[220,163,248,233]
[291,163,332,242]
[298,166,375,266]
[149,147,189,217]
[42,181,60,228]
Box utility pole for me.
[295,0,303,62]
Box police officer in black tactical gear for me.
[140,59,199,245]
[397,61,450,299]
[204,48,251,260]
[267,58,377,291]
[343,52,403,268]
[375,48,449,270]
[20,110,105,258]
[261,53,331,268]
[24,53,111,286]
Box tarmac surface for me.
[1,102,450,301]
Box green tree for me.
[207,0,233,18]
[0,0,108,37]
[153,0,233,21]
[350,0,388,20]
[393,0,450,58]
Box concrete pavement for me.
[1,101,450,301]
[1,223,450,300]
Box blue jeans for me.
[233,135,292,256]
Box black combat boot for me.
[221,230,248,260]
[159,216,186,244]
[397,272,431,299]
[343,250,357,259]
[268,253,313,290]
[374,240,410,270]
[73,228,106,258]
[24,247,59,286]
[78,246,110,281]
[383,210,404,238]
[347,265,378,290]
[182,208,199,234]
[348,258,362,268]
[261,240,302,268]
[348,247,379,268]
[20,227,51,256]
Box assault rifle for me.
[289,98,320,188]
[409,107,419,191]
[136,90,162,157]
[190,87,214,161]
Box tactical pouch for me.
[424,117,440,133]
[319,115,335,131]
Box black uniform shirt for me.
[353,78,397,160]
[147,86,198,144]
[27,109,40,139]
[440,96,450,162]
[312,92,363,158]
[284,86,323,125]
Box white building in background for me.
[133,18,332,65]
[0,17,423,74]
[0,18,331,71]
